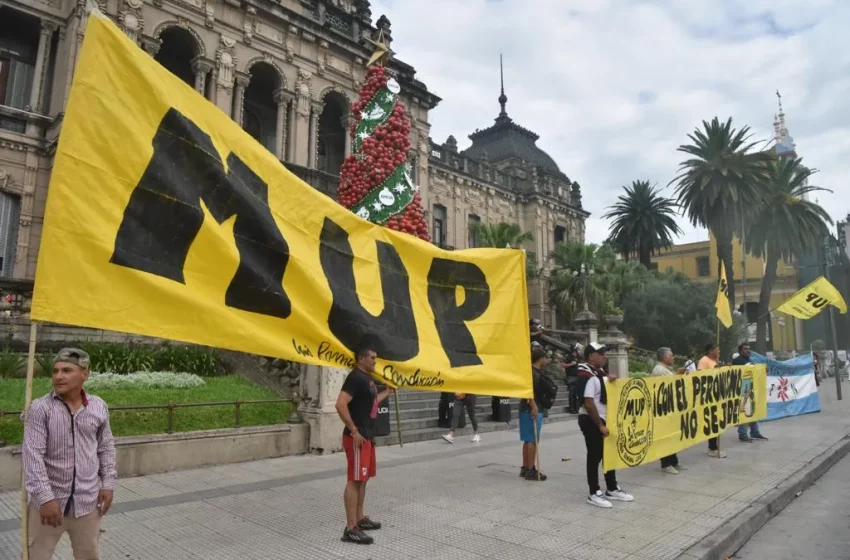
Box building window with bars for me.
[468,214,481,248]
[696,256,710,277]
[432,204,447,246]
[0,191,20,277]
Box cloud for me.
[370,0,850,243]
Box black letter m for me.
[110,108,291,318]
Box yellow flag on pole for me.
[716,261,733,328]
[776,276,847,320]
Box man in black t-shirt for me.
[519,346,548,481]
[335,342,393,545]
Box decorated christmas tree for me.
[337,53,430,241]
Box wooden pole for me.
[20,321,38,560]
[393,390,403,447]
[532,413,541,480]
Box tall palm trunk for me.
[714,229,736,311]
[755,251,779,354]
[639,245,652,268]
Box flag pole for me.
[20,321,38,560]
[393,390,403,447]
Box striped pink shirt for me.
[22,391,117,518]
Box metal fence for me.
[0,398,295,436]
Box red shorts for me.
[343,434,376,482]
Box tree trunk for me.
[714,230,736,312]
[755,251,779,354]
[639,247,651,268]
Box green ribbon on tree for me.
[351,163,416,225]
[353,84,398,153]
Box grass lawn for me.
[0,375,291,445]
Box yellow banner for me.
[716,261,733,328]
[777,276,848,320]
[603,365,767,471]
[30,14,533,398]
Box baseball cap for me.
[53,348,91,369]
[584,342,607,359]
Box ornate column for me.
[191,57,214,98]
[292,70,312,166]
[232,72,250,127]
[273,88,288,161]
[29,21,57,113]
[308,101,322,169]
[214,37,236,117]
[341,112,353,157]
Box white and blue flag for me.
[750,352,821,421]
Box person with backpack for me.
[577,342,635,508]
[519,346,552,481]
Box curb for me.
[679,434,850,560]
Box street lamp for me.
[569,262,595,312]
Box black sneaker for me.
[525,468,547,481]
[342,526,374,544]
[358,517,381,530]
[519,467,529,477]
[739,436,752,442]
[751,434,769,441]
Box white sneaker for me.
[707,450,727,458]
[587,491,612,508]
[605,487,634,502]
[471,434,481,443]
[662,466,679,475]
[441,434,454,444]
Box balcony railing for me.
[285,163,339,199]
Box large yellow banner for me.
[603,365,767,471]
[30,14,532,398]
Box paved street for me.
[733,441,850,560]
[1,383,849,560]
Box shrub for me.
[85,371,206,390]
[0,348,26,378]
[76,343,223,376]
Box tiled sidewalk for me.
[1,383,848,560]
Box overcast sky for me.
[370,0,849,245]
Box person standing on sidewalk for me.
[335,341,394,545]
[442,392,481,444]
[22,348,117,560]
[652,347,686,474]
[519,346,547,481]
[699,342,727,458]
[563,345,580,414]
[733,343,768,443]
[578,343,635,508]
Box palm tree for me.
[469,222,534,249]
[548,242,615,318]
[469,222,536,276]
[746,158,832,353]
[672,117,773,311]
[603,180,683,267]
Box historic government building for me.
[0,0,588,324]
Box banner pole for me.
[532,413,541,481]
[825,263,843,401]
[393,390,403,447]
[20,321,38,560]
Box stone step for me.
[373,411,574,447]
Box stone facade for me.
[1,0,588,328]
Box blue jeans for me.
[738,422,762,438]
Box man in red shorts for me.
[335,341,394,545]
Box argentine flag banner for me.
[750,352,821,421]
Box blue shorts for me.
[519,411,543,443]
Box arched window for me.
[243,62,281,154]
[154,27,199,87]
[317,91,348,175]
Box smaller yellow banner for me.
[603,365,767,471]
[777,276,847,320]
[716,261,733,328]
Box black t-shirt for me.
[564,350,579,378]
[732,354,751,366]
[341,368,379,440]
[520,367,543,412]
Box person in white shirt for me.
[652,347,686,474]
[577,343,635,508]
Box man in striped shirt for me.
[22,347,117,560]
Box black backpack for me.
[537,372,558,410]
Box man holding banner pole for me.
[578,343,634,508]
[699,343,727,458]
[733,344,768,442]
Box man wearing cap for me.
[578,343,635,508]
[22,348,117,560]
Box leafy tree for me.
[746,158,832,352]
[672,117,773,311]
[469,221,536,277]
[603,180,682,267]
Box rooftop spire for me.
[773,89,797,158]
[497,53,510,122]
